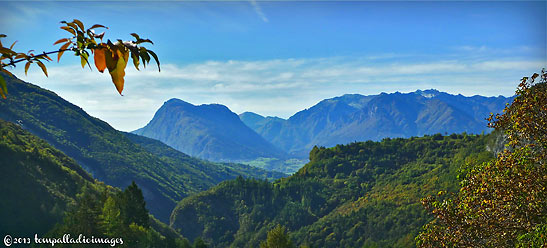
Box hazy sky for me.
[1,0,545,131]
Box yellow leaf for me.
[104,48,118,71]
[94,48,107,73]
[108,49,129,95]
[79,50,91,69]
[80,54,87,68]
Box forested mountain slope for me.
[170,133,495,247]
[0,119,193,246]
[0,75,284,222]
[0,119,110,236]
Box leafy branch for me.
[0,19,160,99]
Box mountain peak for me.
[134,101,286,161]
[240,112,265,120]
[165,98,191,105]
[163,98,233,113]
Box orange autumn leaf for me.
[94,48,107,73]
[57,42,71,62]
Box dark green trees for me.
[49,182,189,247]
[171,133,492,247]
[120,181,150,228]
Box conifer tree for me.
[260,224,296,248]
[120,181,149,228]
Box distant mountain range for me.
[133,90,512,170]
[133,98,287,162]
[240,90,513,157]
[0,75,285,222]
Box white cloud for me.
[249,0,268,22]
[11,54,544,132]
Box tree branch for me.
[2,48,72,68]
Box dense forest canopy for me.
[170,133,494,247]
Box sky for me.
[0,0,545,131]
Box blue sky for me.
[1,1,545,131]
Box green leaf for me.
[147,50,160,72]
[130,33,140,40]
[139,48,150,68]
[136,39,153,45]
[80,51,90,69]
[131,51,140,71]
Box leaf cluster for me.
[488,69,547,160]
[0,19,160,98]
[0,34,52,98]
[55,19,159,95]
